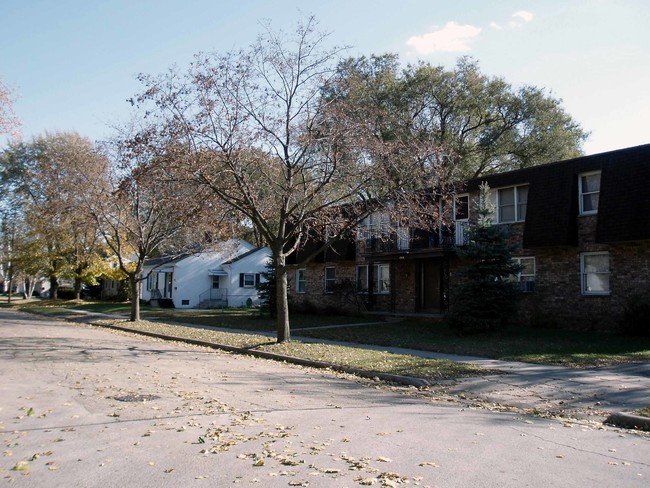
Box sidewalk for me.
[66,308,650,423]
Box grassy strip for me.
[297,321,650,368]
[5,298,650,368]
[3,299,369,331]
[637,407,650,418]
[93,318,486,381]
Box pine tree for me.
[448,183,523,333]
[257,259,276,318]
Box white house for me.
[140,240,272,309]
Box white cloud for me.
[489,21,503,30]
[406,21,481,54]
[512,10,534,23]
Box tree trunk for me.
[49,275,59,300]
[129,274,141,321]
[74,276,82,300]
[25,278,36,299]
[6,269,12,304]
[275,254,290,343]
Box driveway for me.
[1,309,649,487]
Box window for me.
[356,264,390,294]
[239,273,258,288]
[357,212,390,241]
[497,185,528,223]
[510,257,536,293]
[296,269,306,293]
[212,276,220,289]
[146,273,157,291]
[581,252,610,295]
[455,194,469,221]
[324,267,336,293]
[579,171,601,215]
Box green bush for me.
[621,292,650,336]
[57,287,76,300]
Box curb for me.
[91,322,431,389]
[604,412,650,432]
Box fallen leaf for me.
[12,461,30,474]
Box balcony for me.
[358,222,470,255]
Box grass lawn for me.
[297,321,650,367]
[637,407,650,418]
[0,298,483,381]
[4,298,650,368]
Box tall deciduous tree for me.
[79,132,226,321]
[0,80,20,139]
[134,18,443,342]
[332,55,587,179]
[0,132,107,299]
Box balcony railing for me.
[358,222,470,254]
[198,287,229,308]
[454,221,470,247]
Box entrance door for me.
[164,272,173,298]
[417,259,441,312]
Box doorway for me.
[417,259,441,312]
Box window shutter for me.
[239,273,244,287]
[255,273,261,287]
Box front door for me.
[164,272,173,298]
[417,259,441,312]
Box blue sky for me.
[1,0,648,155]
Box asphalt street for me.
[1,309,649,487]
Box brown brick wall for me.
[287,262,360,314]
[514,217,650,331]
[287,198,650,332]
[391,260,417,313]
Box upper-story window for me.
[455,194,469,221]
[454,194,470,246]
[496,185,528,223]
[579,171,601,215]
[357,212,390,241]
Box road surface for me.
[1,309,648,487]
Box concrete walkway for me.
[59,308,650,422]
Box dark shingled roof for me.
[221,247,266,265]
[467,144,650,247]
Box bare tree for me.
[134,18,444,342]
[80,132,228,321]
[0,80,21,139]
